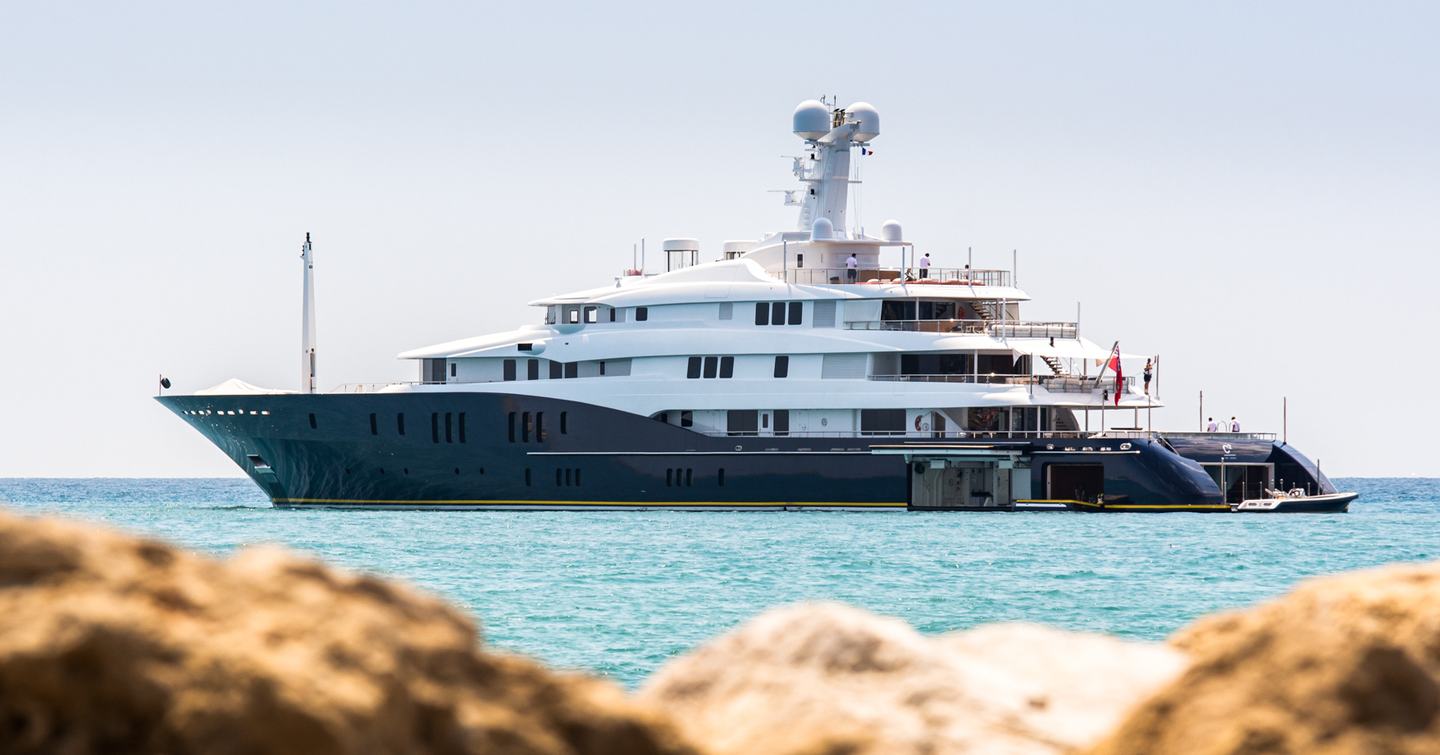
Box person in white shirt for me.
[919,252,932,279]
[1230,416,1241,432]
[1205,417,1219,432]
[845,253,858,283]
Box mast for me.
[300,232,317,394]
[791,99,879,236]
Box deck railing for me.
[845,319,1077,339]
[781,267,1011,287]
[870,373,1136,393]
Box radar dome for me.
[810,217,834,241]
[793,100,830,140]
[880,219,903,242]
[846,102,880,142]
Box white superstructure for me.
[365,99,1158,440]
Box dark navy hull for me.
[156,392,1336,512]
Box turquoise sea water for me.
[1,477,1436,687]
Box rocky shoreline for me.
[2,510,1436,754]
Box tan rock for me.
[639,602,1185,755]
[1086,562,1440,755]
[0,511,698,755]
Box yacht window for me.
[860,409,906,435]
[774,356,789,378]
[397,413,406,435]
[609,308,616,322]
[459,413,466,443]
[450,362,457,378]
[754,303,769,326]
[880,300,917,321]
[719,356,734,379]
[599,361,606,376]
[550,360,562,379]
[584,306,597,323]
[308,413,317,429]
[775,410,790,436]
[703,356,719,379]
[564,362,578,379]
[727,410,758,436]
[771,302,786,325]
[687,357,702,379]
[527,359,540,380]
[681,410,693,428]
[445,412,453,443]
[518,342,534,351]
[667,468,674,486]
[635,306,648,321]
[560,411,568,434]
[508,412,516,442]
[431,413,439,443]
[522,412,531,442]
[545,306,558,325]
[567,309,580,324]
[536,411,545,441]
[369,413,377,435]
[718,468,725,486]
[796,253,804,268]
[762,413,769,429]
[657,412,670,424]
[503,359,517,381]
[788,302,802,325]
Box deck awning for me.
[1007,337,1146,361]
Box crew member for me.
[919,252,932,279]
[845,253,858,283]
[1206,417,1219,432]
[1143,359,1153,395]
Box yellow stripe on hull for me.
[274,498,908,508]
[1017,499,1229,511]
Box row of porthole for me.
[185,409,270,416]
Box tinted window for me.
[727,410,758,435]
[754,302,769,325]
[564,362,578,379]
[773,356,789,378]
[584,306,597,323]
[775,409,790,436]
[680,410,693,428]
[719,356,734,378]
[503,359,517,381]
[703,356,718,379]
[771,302,786,325]
[635,306,648,321]
[527,359,539,380]
[788,302,802,325]
[860,409,906,434]
[687,356,702,379]
[550,360,562,379]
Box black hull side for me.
[159,392,1248,511]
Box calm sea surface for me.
[1,477,1436,687]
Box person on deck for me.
[919,253,932,279]
[845,253,858,283]
[1143,359,1153,395]
[1230,416,1241,432]
[1206,417,1219,432]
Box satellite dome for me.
[846,102,880,142]
[810,217,834,241]
[793,100,830,140]
[880,219,903,242]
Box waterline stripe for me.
[273,498,908,507]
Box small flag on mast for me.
[1104,343,1122,406]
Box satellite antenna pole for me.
[301,232,317,394]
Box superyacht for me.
[158,99,1353,512]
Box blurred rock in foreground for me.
[1087,562,1440,755]
[639,602,1186,755]
[0,512,696,755]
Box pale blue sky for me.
[2,1,1436,476]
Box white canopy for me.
[194,378,292,396]
[1007,337,1147,361]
